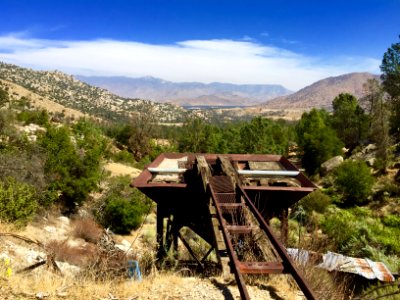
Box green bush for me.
[0,177,37,225]
[382,215,400,227]
[111,150,135,165]
[17,109,49,126]
[98,176,150,234]
[297,190,331,215]
[334,160,374,206]
[102,196,146,234]
[321,207,400,256]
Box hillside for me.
[0,62,188,123]
[262,72,378,110]
[76,75,292,106]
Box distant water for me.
[183,105,247,110]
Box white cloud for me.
[0,35,380,90]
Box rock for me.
[366,158,376,167]
[364,144,377,153]
[35,292,49,299]
[56,261,81,277]
[57,216,70,227]
[115,240,132,253]
[44,226,56,233]
[320,156,344,175]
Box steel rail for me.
[237,184,317,300]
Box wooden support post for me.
[173,225,179,259]
[156,206,165,260]
[280,207,289,246]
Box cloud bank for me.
[0,35,380,90]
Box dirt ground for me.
[103,162,142,178]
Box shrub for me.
[382,215,400,227]
[98,176,150,234]
[17,109,49,126]
[297,190,331,215]
[334,160,375,206]
[102,196,147,234]
[321,207,400,256]
[0,177,37,225]
[111,150,135,165]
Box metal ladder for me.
[197,155,316,300]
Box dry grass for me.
[1,271,281,300]
[72,217,102,243]
[46,240,97,266]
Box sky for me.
[0,0,399,91]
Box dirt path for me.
[103,162,142,178]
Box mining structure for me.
[132,153,317,299]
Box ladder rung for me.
[226,225,253,234]
[238,262,285,274]
[215,193,236,203]
[218,203,245,211]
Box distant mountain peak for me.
[261,72,379,110]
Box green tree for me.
[40,122,105,210]
[296,109,343,175]
[380,35,400,141]
[331,93,368,149]
[128,103,158,161]
[334,160,374,206]
[178,117,221,153]
[239,117,290,155]
[363,79,392,170]
[0,87,9,107]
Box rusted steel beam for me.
[238,262,285,274]
[238,185,317,300]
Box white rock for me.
[57,216,70,226]
[44,226,56,233]
[121,239,131,248]
[320,156,344,175]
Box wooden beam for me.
[177,230,204,270]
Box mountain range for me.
[76,75,292,106]
[0,62,187,123]
[261,72,379,110]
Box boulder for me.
[320,156,344,175]
[366,158,376,167]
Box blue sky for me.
[0,0,399,90]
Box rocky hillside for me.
[76,75,292,106]
[0,62,188,122]
[262,72,379,110]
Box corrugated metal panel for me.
[288,249,395,282]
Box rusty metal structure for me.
[132,153,317,299]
